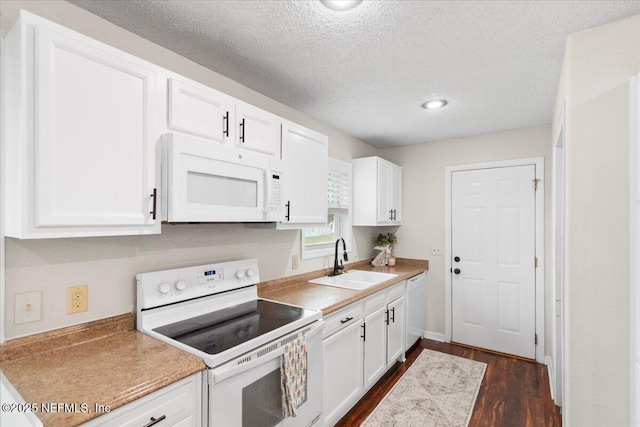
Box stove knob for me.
[158,282,171,294]
[175,280,187,291]
[245,268,255,278]
[235,270,245,279]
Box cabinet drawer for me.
[323,302,364,339]
[83,373,201,427]
[364,292,387,315]
[387,282,405,302]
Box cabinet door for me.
[387,296,406,366]
[236,102,281,156]
[376,159,392,224]
[281,122,328,225]
[390,164,402,224]
[322,321,364,427]
[363,306,388,390]
[167,76,234,142]
[35,25,160,232]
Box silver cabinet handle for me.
[143,415,166,427]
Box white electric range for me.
[136,259,323,427]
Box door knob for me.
[453,268,461,275]
[454,256,460,262]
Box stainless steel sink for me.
[309,270,398,291]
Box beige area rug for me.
[362,349,486,427]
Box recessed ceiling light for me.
[320,0,363,11]
[422,99,448,109]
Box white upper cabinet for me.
[352,156,403,226]
[165,74,281,157]
[280,121,328,226]
[2,11,329,236]
[235,101,281,157]
[167,75,234,143]
[3,11,162,238]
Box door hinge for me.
[535,257,538,268]
[535,334,538,345]
[534,178,540,191]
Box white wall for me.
[553,13,640,426]
[379,125,551,344]
[0,1,379,340]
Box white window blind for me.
[328,169,350,211]
[301,158,352,260]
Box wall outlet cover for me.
[15,291,42,325]
[431,246,442,256]
[67,285,88,314]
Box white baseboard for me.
[545,355,556,402]
[424,331,446,342]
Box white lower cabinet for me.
[386,294,406,367]
[322,281,407,426]
[322,302,364,427]
[363,296,388,389]
[82,373,202,427]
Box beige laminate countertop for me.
[0,314,205,427]
[258,258,428,315]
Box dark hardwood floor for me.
[336,339,562,427]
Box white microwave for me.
[162,133,285,223]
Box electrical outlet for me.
[67,285,88,314]
[431,246,442,256]
[292,254,299,270]
[15,291,42,324]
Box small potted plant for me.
[372,233,398,266]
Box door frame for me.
[630,73,639,427]
[444,157,545,363]
[552,102,566,407]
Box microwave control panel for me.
[269,172,283,213]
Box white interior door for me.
[451,165,537,359]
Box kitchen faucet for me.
[330,238,348,276]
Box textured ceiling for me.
[70,0,640,148]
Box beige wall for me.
[379,125,552,344]
[0,1,378,339]
[553,14,640,426]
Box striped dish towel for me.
[281,336,307,418]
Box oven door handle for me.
[211,320,324,384]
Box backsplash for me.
[4,223,377,340]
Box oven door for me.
[207,322,323,427]
[164,133,275,222]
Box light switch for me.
[15,291,42,324]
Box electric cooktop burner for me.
[153,299,315,355]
